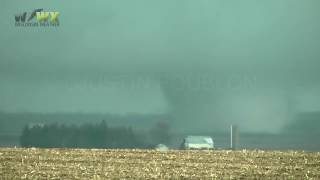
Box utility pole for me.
[230,124,239,150]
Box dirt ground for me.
[1,148,320,179]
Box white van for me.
[180,136,214,150]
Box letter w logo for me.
[36,12,50,22]
[15,12,27,22]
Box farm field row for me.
[1,148,320,179]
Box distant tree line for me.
[20,121,171,149]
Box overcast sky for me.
[1,0,320,132]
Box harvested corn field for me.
[1,148,320,179]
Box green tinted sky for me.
[1,0,320,132]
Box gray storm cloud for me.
[1,0,320,133]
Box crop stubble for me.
[0,148,320,179]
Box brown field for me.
[1,148,320,179]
